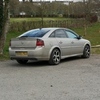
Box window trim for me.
[64,29,79,39]
[49,29,67,38]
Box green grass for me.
[72,22,100,46]
[10,17,73,22]
[0,18,100,60]
[0,31,23,60]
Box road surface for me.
[0,54,100,100]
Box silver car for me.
[9,28,91,65]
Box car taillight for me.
[36,39,44,46]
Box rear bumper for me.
[9,47,49,61]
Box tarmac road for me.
[0,54,100,100]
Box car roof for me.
[39,27,68,30]
[27,27,70,32]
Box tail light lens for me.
[36,39,44,46]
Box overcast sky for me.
[19,0,83,2]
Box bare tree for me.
[0,0,3,33]
[22,0,25,2]
[0,0,10,55]
[10,0,19,17]
[29,0,33,2]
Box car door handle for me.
[71,41,74,44]
[59,41,63,44]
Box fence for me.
[9,19,90,32]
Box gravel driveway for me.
[0,54,100,100]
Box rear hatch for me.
[11,37,37,49]
[10,28,50,49]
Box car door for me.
[64,30,84,54]
[54,29,72,56]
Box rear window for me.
[19,29,50,38]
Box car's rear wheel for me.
[49,48,61,65]
[82,45,90,58]
[16,60,28,64]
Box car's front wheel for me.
[16,60,28,64]
[49,48,61,65]
[82,45,90,58]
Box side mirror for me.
[77,35,81,40]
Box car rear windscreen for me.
[20,29,50,37]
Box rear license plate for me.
[16,51,28,56]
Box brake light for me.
[36,39,44,46]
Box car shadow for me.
[10,60,49,67]
[10,56,82,67]
[61,56,82,63]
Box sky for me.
[19,0,83,2]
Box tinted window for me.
[50,29,67,38]
[19,29,50,37]
[49,32,55,37]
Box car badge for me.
[21,42,24,45]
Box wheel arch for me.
[82,43,91,58]
[48,46,61,59]
[83,43,91,51]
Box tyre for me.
[49,48,61,65]
[82,45,90,58]
[16,60,28,64]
